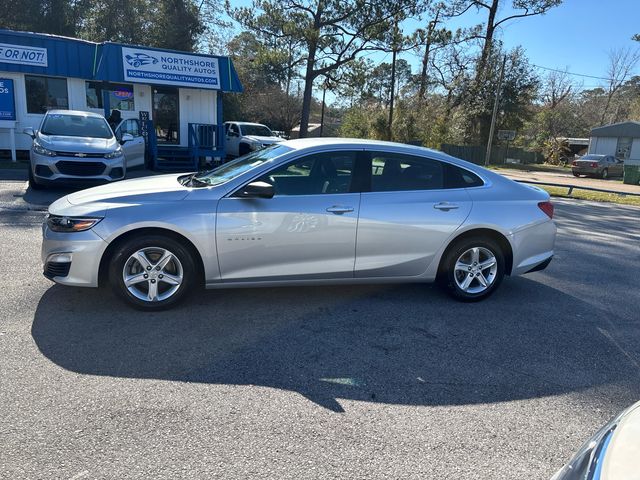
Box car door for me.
[115,119,145,168]
[225,123,241,157]
[216,150,361,281]
[355,151,474,277]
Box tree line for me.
[2,0,640,158]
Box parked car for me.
[42,138,556,310]
[224,121,283,157]
[25,110,145,189]
[571,154,624,179]
[551,400,640,480]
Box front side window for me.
[241,124,274,137]
[86,82,135,111]
[25,75,68,114]
[259,151,356,196]
[40,113,114,139]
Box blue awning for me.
[0,29,243,93]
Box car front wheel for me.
[439,237,505,302]
[108,234,197,310]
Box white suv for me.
[224,121,283,157]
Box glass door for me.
[152,86,180,144]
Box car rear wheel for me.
[572,172,580,177]
[108,235,196,310]
[439,237,505,302]
[601,168,609,179]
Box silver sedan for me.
[42,138,556,309]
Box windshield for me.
[193,144,293,186]
[241,124,275,137]
[41,114,114,139]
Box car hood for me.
[37,133,118,153]
[243,135,283,144]
[49,173,190,217]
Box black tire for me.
[601,168,609,180]
[28,167,44,190]
[438,236,506,302]
[108,234,197,310]
[239,143,251,156]
[572,172,580,177]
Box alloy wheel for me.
[122,247,184,302]
[453,247,498,294]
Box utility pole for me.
[319,83,327,137]
[387,16,400,142]
[484,55,507,166]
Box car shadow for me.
[31,277,640,412]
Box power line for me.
[531,64,614,82]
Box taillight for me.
[572,160,578,166]
[538,201,554,219]
[590,162,598,168]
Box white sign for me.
[122,47,220,90]
[0,43,48,67]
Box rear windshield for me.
[581,155,604,160]
[41,114,114,139]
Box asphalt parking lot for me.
[1,176,640,479]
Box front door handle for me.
[434,202,460,211]
[326,206,354,214]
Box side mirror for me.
[236,181,274,199]
[120,133,134,144]
[23,127,35,139]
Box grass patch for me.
[540,185,640,207]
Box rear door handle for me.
[326,206,354,214]
[434,202,460,211]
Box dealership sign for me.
[0,43,48,67]
[0,78,16,120]
[122,47,220,89]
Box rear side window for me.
[444,163,484,188]
[368,152,483,191]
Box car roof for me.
[280,137,449,158]
[45,109,106,119]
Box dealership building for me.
[0,29,242,169]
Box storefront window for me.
[85,82,135,111]
[25,76,68,114]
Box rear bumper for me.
[572,167,600,175]
[510,220,556,276]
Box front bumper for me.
[31,150,125,185]
[41,223,108,287]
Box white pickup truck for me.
[224,121,283,157]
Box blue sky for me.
[223,0,640,100]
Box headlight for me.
[46,215,102,232]
[33,140,56,157]
[104,147,123,159]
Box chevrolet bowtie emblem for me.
[75,153,87,157]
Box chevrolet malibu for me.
[42,138,556,310]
